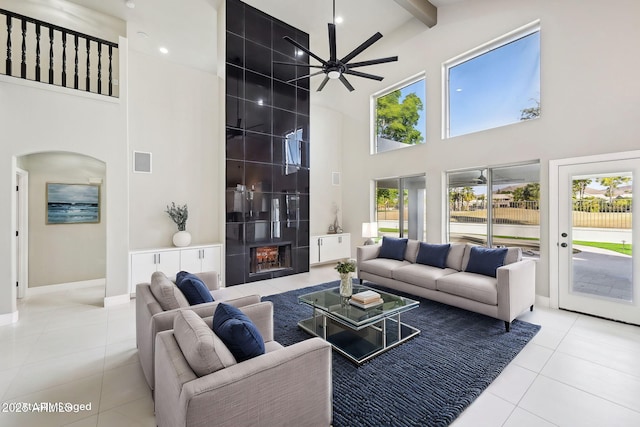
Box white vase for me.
[172,230,191,247]
[339,272,353,297]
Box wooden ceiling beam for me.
[393,0,437,28]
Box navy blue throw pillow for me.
[378,237,408,261]
[212,303,265,362]
[416,243,451,269]
[465,246,508,278]
[176,271,214,305]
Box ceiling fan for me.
[471,170,487,184]
[273,0,398,92]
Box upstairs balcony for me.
[1,8,119,98]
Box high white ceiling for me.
[57,0,464,73]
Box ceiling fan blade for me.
[328,23,337,62]
[340,32,383,64]
[283,36,327,65]
[287,70,325,84]
[273,61,323,69]
[346,56,398,68]
[344,69,384,81]
[317,76,330,92]
[339,74,355,92]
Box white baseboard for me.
[26,278,106,297]
[104,294,131,307]
[0,310,19,326]
[535,295,550,308]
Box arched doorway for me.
[16,151,107,300]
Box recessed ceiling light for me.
[159,47,169,54]
[137,31,149,38]
[125,0,135,9]
[335,16,343,24]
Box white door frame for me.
[15,168,29,299]
[549,150,640,310]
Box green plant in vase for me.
[335,259,356,297]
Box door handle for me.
[561,243,568,247]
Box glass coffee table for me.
[298,284,420,365]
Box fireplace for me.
[250,243,292,275]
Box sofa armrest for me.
[357,244,381,264]
[497,259,536,323]
[179,338,332,427]
[195,271,220,291]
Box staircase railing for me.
[1,8,119,97]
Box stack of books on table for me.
[349,290,384,309]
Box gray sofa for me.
[357,241,535,331]
[154,303,333,427]
[136,270,260,390]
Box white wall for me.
[310,104,344,236]
[21,152,107,287]
[0,41,129,314]
[127,50,220,250]
[326,0,640,297]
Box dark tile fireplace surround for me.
[225,0,310,285]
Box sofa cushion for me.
[359,258,410,279]
[404,240,420,263]
[445,243,466,271]
[465,246,508,278]
[150,271,189,310]
[504,247,523,265]
[436,272,498,305]
[416,243,451,268]
[173,310,236,377]
[176,271,214,305]
[378,237,408,261]
[393,264,457,290]
[213,303,265,362]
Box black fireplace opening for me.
[250,243,292,275]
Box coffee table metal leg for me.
[382,318,386,348]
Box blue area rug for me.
[264,281,540,427]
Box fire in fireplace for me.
[250,244,292,275]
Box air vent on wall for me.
[133,151,152,173]
[332,172,341,186]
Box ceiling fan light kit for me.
[274,0,398,92]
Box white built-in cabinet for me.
[310,233,351,265]
[129,244,223,293]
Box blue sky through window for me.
[449,31,540,138]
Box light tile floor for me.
[0,265,638,426]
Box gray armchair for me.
[154,302,333,427]
[136,271,260,390]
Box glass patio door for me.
[375,175,425,240]
[558,159,640,324]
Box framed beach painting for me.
[46,183,100,224]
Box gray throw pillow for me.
[173,310,236,377]
[150,271,189,310]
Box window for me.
[447,162,540,253]
[444,22,540,138]
[372,75,426,154]
[375,175,426,241]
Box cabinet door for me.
[200,246,221,273]
[338,234,351,259]
[156,250,180,277]
[319,236,341,263]
[310,236,320,265]
[179,248,203,273]
[130,252,158,290]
